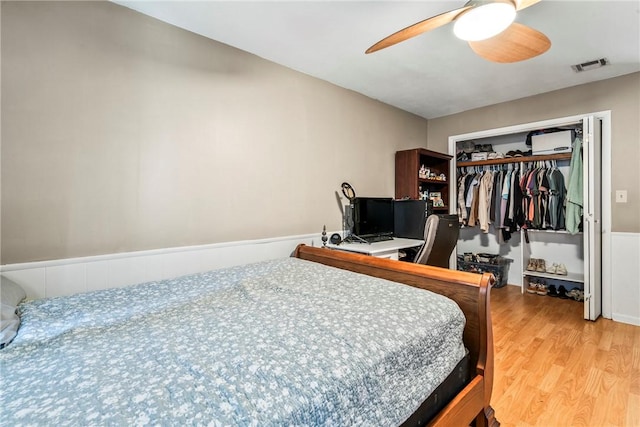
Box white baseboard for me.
[610,232,640,326]
[0,233,324,300]
[611,313,640,327]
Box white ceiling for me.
[114,1,640,119]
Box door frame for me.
[447,111,612,319]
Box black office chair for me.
[414,214,461,268]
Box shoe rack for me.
[521,229,585,298]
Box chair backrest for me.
[414,214,460,268]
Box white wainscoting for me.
[611,232,640,326]
[0,233,323,300]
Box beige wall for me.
[1,1,428,264]
[427,72,640,233]
[3,2,638,265]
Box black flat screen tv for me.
[352,197,394,237]
[393,199,432,239]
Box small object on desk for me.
[321,225,328,247]
[330,233,342,245]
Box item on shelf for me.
[429,191,444,208]
[461,140,475,154]
[418,165,429,179]
[476,144,494,153]
[531,129,573,155]
[528,259,569,276]
[555,263,568,275]
[526,258,548,272]
[457,152,469,162]
[471,152,488,161]
[505,150,524,157]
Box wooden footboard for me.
[293,245,499,427]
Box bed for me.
[0,244,498,426]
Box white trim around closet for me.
[447,111,612,320]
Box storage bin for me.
[457,255,512,288]
[531,130,572,155]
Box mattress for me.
[0,257,466,426]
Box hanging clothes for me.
[491,170,503,229]
[548,167,566,230]
[467,173,482,227]
[566,137,583,234]
[478,170,495,233]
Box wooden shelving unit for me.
[395,148,452,210]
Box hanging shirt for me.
[467,173,482,227]
[478,171,495,233]
[457,173,468,224]
[548,168,566,230]
[566,137,583,234]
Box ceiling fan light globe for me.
[453,2,516,41]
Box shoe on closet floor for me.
[526,281,538,294]
[557,285,569,299]
[547,284,558,297]
[572,289,584,302]
[566,288,584,301]
[536,283,548,296]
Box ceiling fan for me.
[365,0,550,63]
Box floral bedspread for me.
[0,257,465,426]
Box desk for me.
[327,238,424,261]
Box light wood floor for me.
[490,285,640,427]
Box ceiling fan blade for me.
[365,6,472,54]
[514,0,542,11]
[468,22,551,63]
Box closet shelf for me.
[523,270,584,284]
[418,178,448,185]
[526,229,583,235]
[457,152,572,167]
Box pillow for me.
[1,276,27,348]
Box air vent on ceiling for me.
[571,58,609,72]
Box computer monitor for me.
[393,199,432,239]
[352,197,394,237]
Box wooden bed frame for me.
[293,244,499,427]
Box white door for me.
[583,116,602,320]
